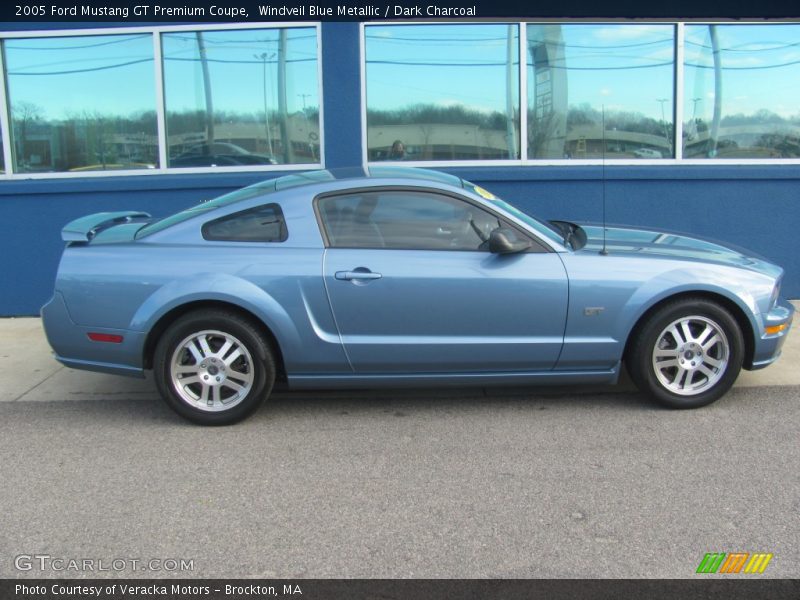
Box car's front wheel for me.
[154,309,275,425]
[627,298,744,409]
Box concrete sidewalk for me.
[1,306,798,403]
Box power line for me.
[684,38,800,52]
[544,53,673,64]
[167,33,317,44]
[685,59,800,70]
[369,58,513,65]
[367,59,673,70]
[9,44,800,77]
[13,56,799,77]
[7,58,153,76]
[366,33,509,42]
[528,38,674,50]
[8,55,316,76]
[11,52,154,73]
[367,34,674,50]
[5,32,317,51]
[165,57,316,66]
[369,58,800,71]
[4,34,150,50]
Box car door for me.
[317,188,568,374]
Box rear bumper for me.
[41,292,146,378]
[749,299,794,370]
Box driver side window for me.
[319,190,502,251]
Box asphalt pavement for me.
[0,316,798,578]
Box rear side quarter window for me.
[202,203,288,242]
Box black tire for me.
[626,298,744,409]
[153,309,275,425]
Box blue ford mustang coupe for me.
[42,167,793,424]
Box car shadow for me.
[1,378,659,429]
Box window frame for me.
[361,21,525,167]
[313,185,550,253]
[360,21,800,167]
[680,22,800,161]
[0,22,324,180]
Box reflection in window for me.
[161,28,320,168]
[319,191,502,250]
[365,25,520,162]
[4,35,158,173]
[202,203,288,242]
[684,25,800,159]
[527,24,675,159]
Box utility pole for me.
[504,24,517,159]
[254,52,275,156]
[297,93,312,111]
[691,97,702,119]
[297,93,315,160]
[657,98,671,155]
[709,24,723,157]
[277,29,292,164]
[196,32,215,148]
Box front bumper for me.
[749,299,794,370]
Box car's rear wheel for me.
[627,298,744,409]
[154,309,274,425]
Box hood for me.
[577,223,782,277]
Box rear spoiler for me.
[61,211,152,242]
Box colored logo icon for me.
[696,552,773,574]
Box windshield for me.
[461,180,566,248]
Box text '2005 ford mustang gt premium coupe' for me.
[42,167,793,424]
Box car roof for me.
[270,166,465,193]
[134,166,469,240]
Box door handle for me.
[335,269,382,281]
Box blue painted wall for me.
[321,22,362,168]
[1,22,798,315]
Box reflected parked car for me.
[171,142,278,167]
[633,148,664,158]
[42,167,793,424]
[69,163,157,171]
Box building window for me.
[527,24,675,160]
[4,34,158,173]
[684,24,800,159]
[365,24,520,162]
[161,28,320,168]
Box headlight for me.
[769,277,782,310]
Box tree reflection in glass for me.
[161,28,320,168]
[366,24,520,162]
[526,24,675,160]
[4,34,158,173]
[684,24,800,159]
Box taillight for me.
[87,332,124,343]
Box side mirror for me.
[489,227,532,254]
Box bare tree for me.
[12,101,43,167]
